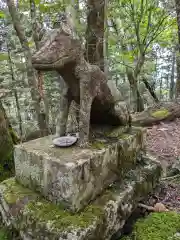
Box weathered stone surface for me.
[14,127,146,212]
[0,154,162,240]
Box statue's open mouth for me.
[32,62,55,70]
[32,56,75,71]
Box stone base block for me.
[0,155,162,240]
[14,127,146,212]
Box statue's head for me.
[32,14,81,71]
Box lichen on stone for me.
[151,108,170,119]
[122,212,180,240]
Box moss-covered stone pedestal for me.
[0,127,162,240]
[14,127,146,212]
[0,155,161,240]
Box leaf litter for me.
[145,118,180,212]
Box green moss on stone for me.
[2,178,104,231]
[107,126,129,138]
[122,212,180,240]
[94,189,116,206]
[0,171,14,183]
[151,108,170,118]
[9,128,20,145]
[26,200,104,231]
[0,228,10,240]
[121,237,132,240]
[2,178,38,204]
[0,124,15,183]
[91,141,106,149]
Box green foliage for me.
[108,0,174,92]
[0,11,5,19]
[122,212,180,240]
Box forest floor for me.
[118,119,180,240]
[146,118,180,212]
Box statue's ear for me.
[39,29,58,49]
[58,13,68,23]
[53,13,67,29]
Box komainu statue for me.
[32,16,131,147]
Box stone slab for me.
[0,154,162,240]
[14,127,146,212]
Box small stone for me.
[153,202,169,212]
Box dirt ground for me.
[146,118,180,212]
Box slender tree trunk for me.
[103,0,108,76]
[85,0,105,71]
[6,41,23,140]
[30,0,49,135]
[142,78,159,103]
[175,50,180,99]
[159,75,163,100]
[111,20,144,111]
[126,70,144,112]
[169,49,175,100]
[175,0,180,99]
[166,74,170,101]
[6,0,48,137]
[0,100,16,181]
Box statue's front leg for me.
[66,100,79,134]
[55,90,71,138]
[114,100,131,126]
[78,83,93,148]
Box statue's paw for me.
[78,140,90,148]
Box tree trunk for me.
[103,0,108,76]
[169,50,176,100]
[85,0,105,71]
[30,0,49,136]
[6,0,48,137]
[0,100,16,181]
[159,75,163,100]
[127,70,144,112]
[142,78,159,103]
[175,0,180,99]
[132,102,180,126]
[6,40,23,140]
[175,50,180,99]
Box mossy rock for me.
[0,228,10,240]
[91,140,107,149]
[0,135,14,183]
[0,222,17,240]
[121,212,180,240]
[26,200,104,231]
[151,108,170,119]
[2,178,105,232]
[0,115,15,182]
